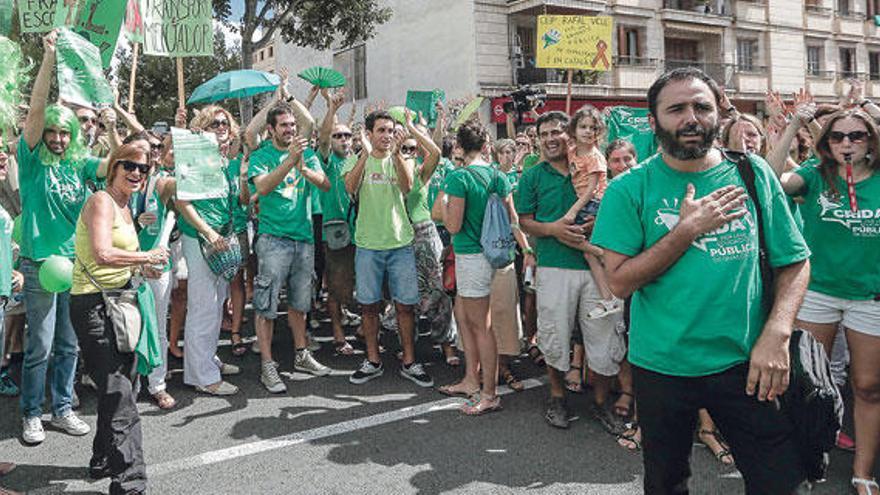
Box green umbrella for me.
[187,69,281,105]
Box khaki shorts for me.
[324,243,355,305]
[536,267,625,376]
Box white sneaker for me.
[251,339,261,354]
[261,360,287,393]
[50,411,90,436]
[196,381,239,396]
[22,416,45,444]
[587,298,624,319]
[294,349,331,376]
[220,362,241,376]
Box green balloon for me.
[39,255,73,293]
[11,215,20,245]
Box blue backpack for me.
[465,167,515,269]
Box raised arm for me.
[113,101,145,134]
[23,32,57,150]
[391,128,414,194]
[344,130,371,195]
[405,110,441,184]
[318,89,346,159]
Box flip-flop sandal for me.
[500,370,525,392]
[437,383,479,398]
[461,396,502,416]
[152,391,177,410]
[565,366,584,393]
[616,423,641,452]
[527,345,545,366]
[231,334,248,357]
[698,429,734,465]
[334,341,355,356]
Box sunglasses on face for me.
[332,132,353,139]
[79,116,97,124]
[118,160,150,175]
[828,131,868,144]
[208,119,229,130]
[150,143,163,151]
[401,145,418,154]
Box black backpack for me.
[728,149,843,482]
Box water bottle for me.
[145,195,160,236]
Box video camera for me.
[502,86,547,125]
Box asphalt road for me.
[0,313,875,494]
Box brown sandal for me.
[500,370,525,392]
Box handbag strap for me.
[75,255,108,292]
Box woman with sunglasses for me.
[69,144,169,495]
[776,109,880,495]
[174,105,244,396]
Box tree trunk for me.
[239,38,255,125]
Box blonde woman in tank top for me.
[69,144,168,495]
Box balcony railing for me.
[664,60,736,88]
[806,69,835,78]
[837,10,867,19]
[613,56,662,67]
[805,3,833,14]
[516,67,611,86]
[734,64,768,74]
[663,0,732,15]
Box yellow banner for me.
[536,15,613,71]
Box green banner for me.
[605,106,657,163]
[172,127,227,201]
[142,0,213,57]
[17,0,74,33]
[0,0,13,36]
[124,0,143,43]
[406,89,445,128]
[56,28,113,108]
[72,0,126,68]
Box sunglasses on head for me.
[118,160,150,175]
[332,132,353,139]
[828,131,868,144]
[401,145,418,154]
[208,119,229,130]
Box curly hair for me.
[190,105,240,142]
[569,104,606,145]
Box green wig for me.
[0,36,29,133]
[39,104,87,165]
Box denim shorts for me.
[355,245,419,306]
[253,234,314,318]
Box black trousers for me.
[70,293,146,495]
[632,363,808,495]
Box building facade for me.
[255,0,880,134]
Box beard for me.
[656,121,719,160]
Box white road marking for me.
[64,378,546,492]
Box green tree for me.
[114,27,242,129]
[212,0,393,121]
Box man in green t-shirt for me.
[316,90,358,356]
[516,111,625,433]
[341,110,432,388]
[591,68,811,493]
[18,32,113,445]
[248,104,332,393]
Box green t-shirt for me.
[318,151,355,236]
[522,153,540,171]
[427,158,456,225]
[515,161,590,270]
[17,137,100,260]
[341,154,414,250]
[406,173,431,225]
[591,154,810,377]
[0,205,12,297]
[493,163,520,191]
[443,163,511,255]
[179,158,232,239]
[248,143,321,243]
[136,172,172,272]
[227,156,249,234]
[794,165,880,300]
